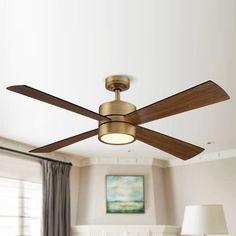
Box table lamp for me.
[181,205,228,236]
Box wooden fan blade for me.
[125,81,230,125]
[30,129,98,153]
[7,85,109,121]
[136,126,204,160]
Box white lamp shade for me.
[181,205,228,235]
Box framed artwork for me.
[106,175,145,213]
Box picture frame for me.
[106,175,145,214]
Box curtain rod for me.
[0,146,72,166]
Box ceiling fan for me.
[7,75,230,160]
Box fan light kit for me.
[99,76,136,145]
[7,75,230,160]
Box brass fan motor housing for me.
[99,99,136,144]
[99,100,136,121]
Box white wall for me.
[73,157,236,235]
[70,166,80,225]
[152,166,168,225]
[76,164,167,225]
[165,157,236,236]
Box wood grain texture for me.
[7,85,109,121]
[125,81,230,125]
[136,126,204,160]
[30,129,98,153]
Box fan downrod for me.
[105,75,130,92]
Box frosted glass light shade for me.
[100,133,134,144]
[181,205,228,235]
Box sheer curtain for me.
[42,160,71,236]
[0,177,42,236]
[0,152,42,236]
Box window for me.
[0,177,42,236]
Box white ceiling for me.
[0,0,236,161]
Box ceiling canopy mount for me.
[105,75,130,92]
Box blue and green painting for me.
[106,175,144,213]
